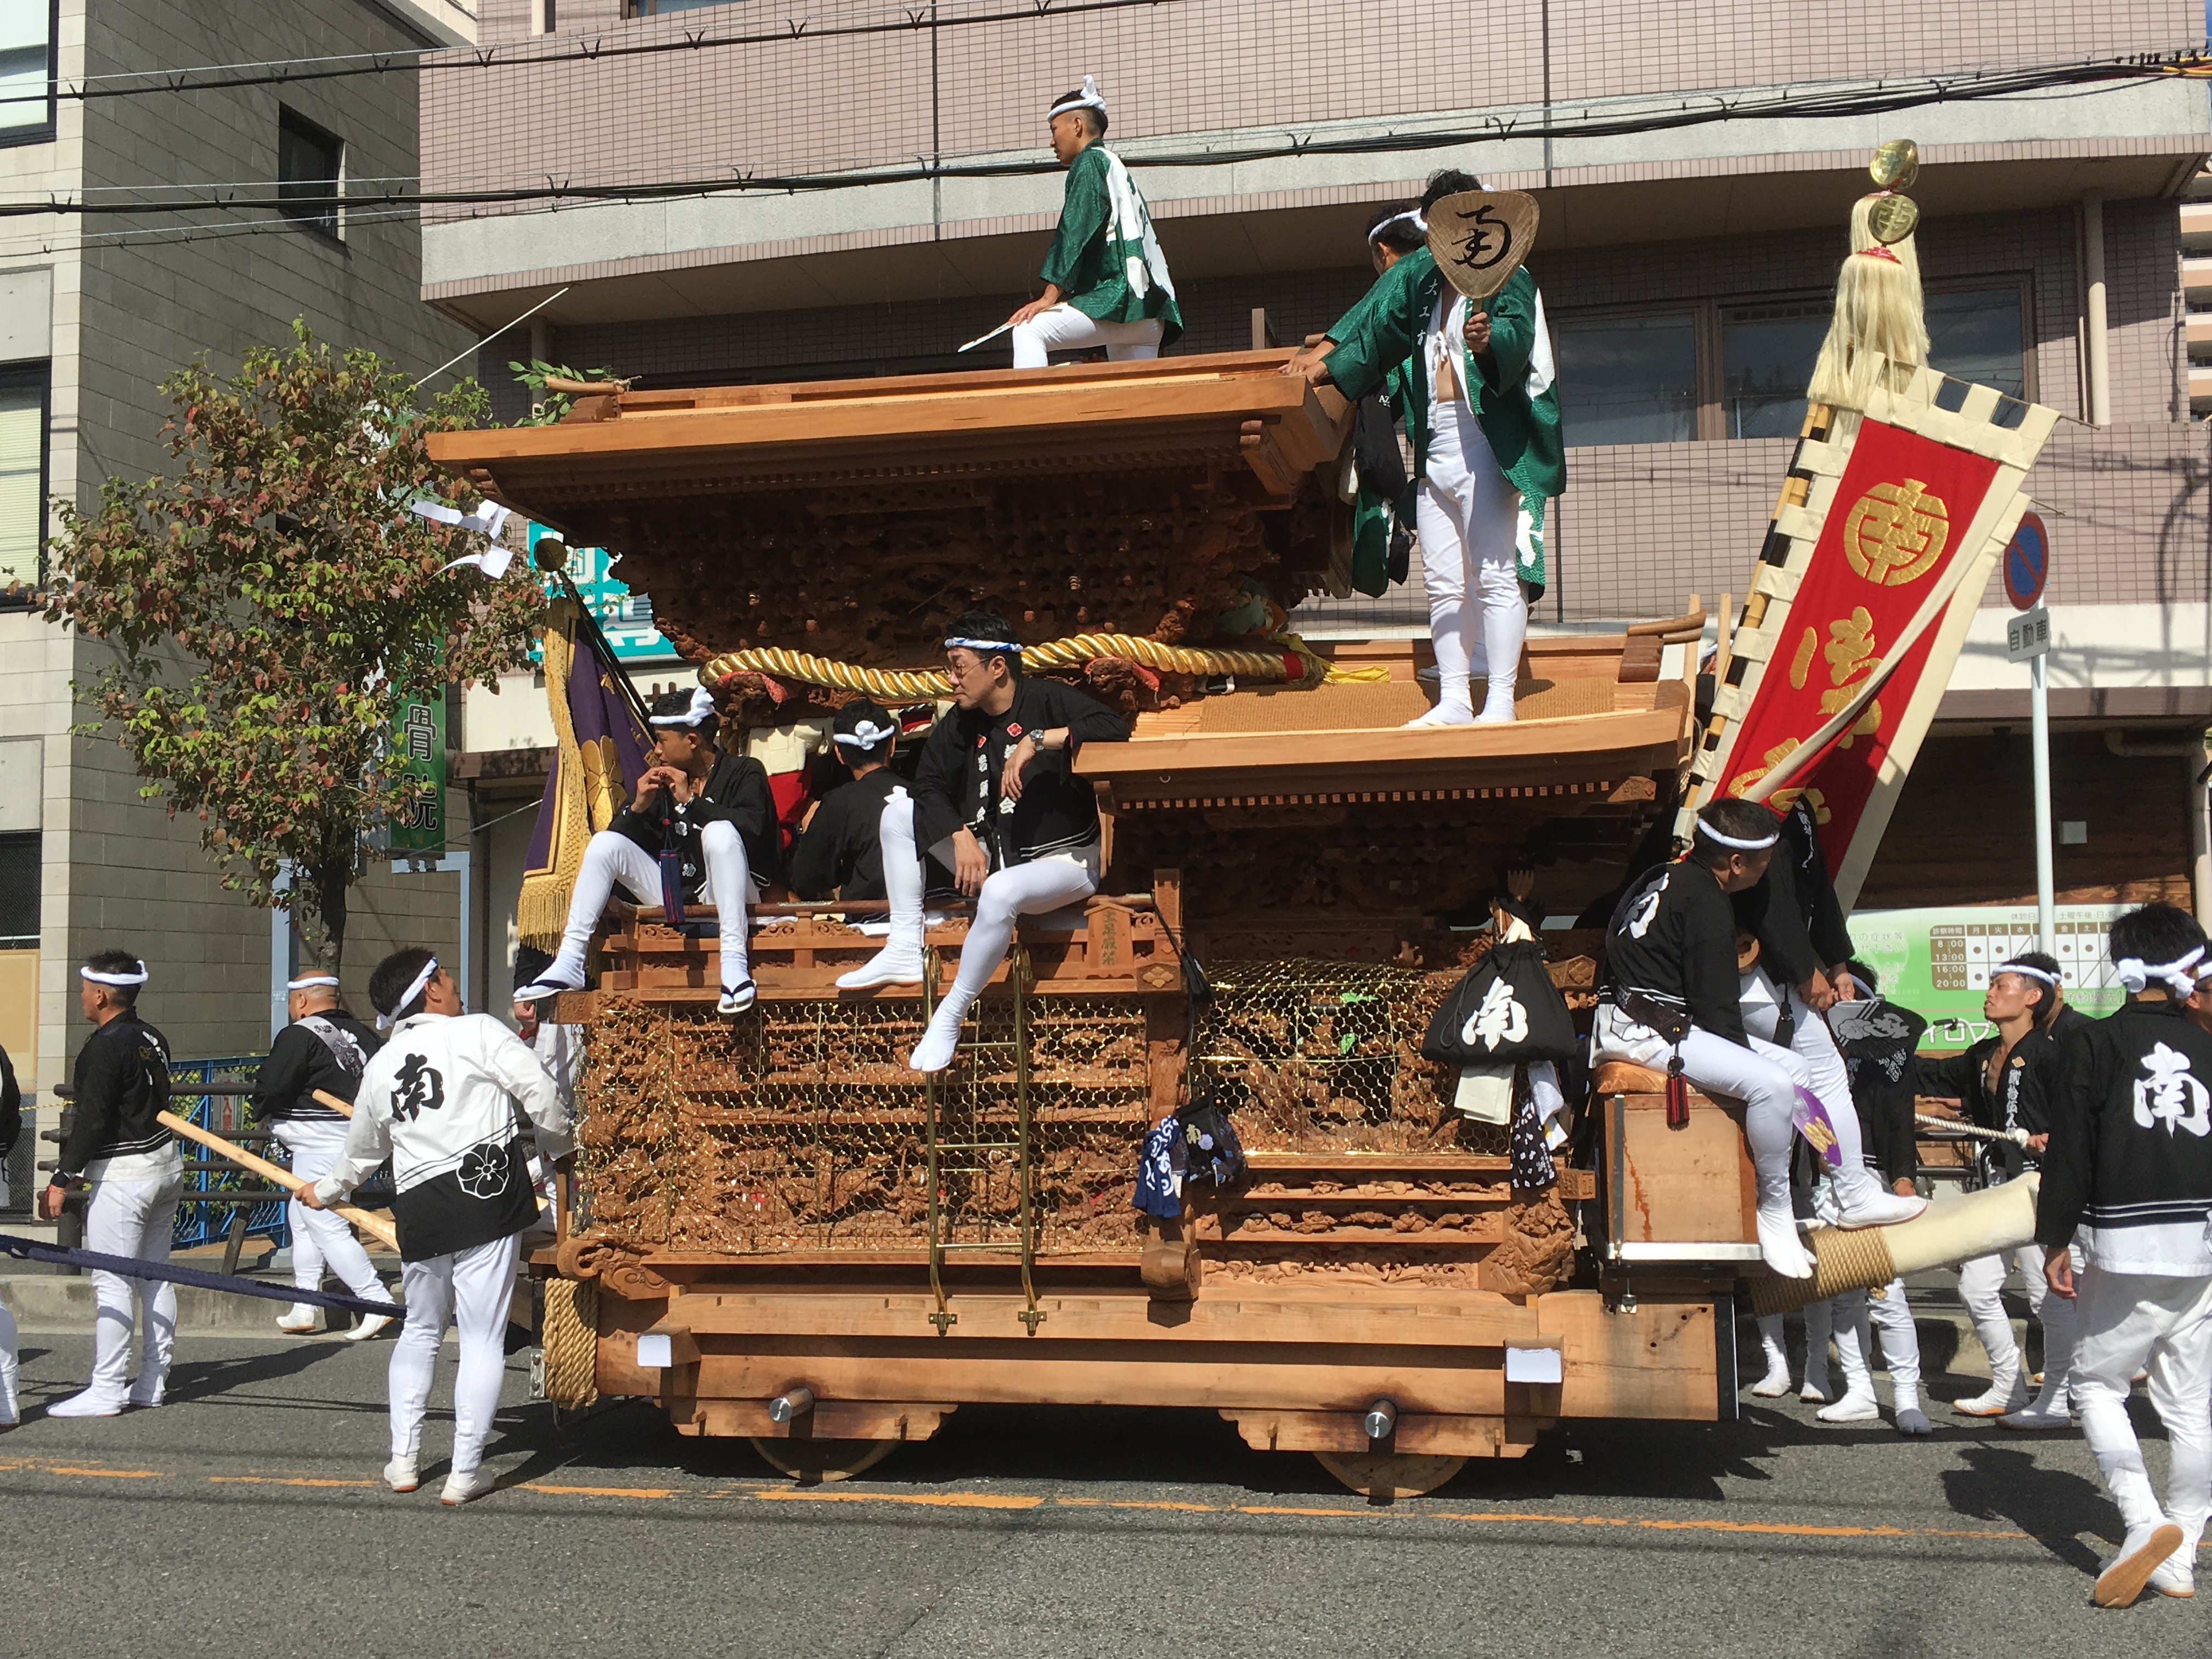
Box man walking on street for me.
[2036,902,2212,1606]
[251,972,392,1339]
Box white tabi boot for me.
[1754,1166,1814,1281]
[1815,1291,1880,1424]
[1750,1313,1792,1398]
[837,789,927,990]
[1953,1351,2028,1418]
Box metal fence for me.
[167,1056,287,1254]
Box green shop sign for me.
[1849,903,2127,1049]
[385,695,447,857]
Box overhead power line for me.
[0,0,1175,108]
[1,49,2197,221]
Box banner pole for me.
[2032,650,2055,954]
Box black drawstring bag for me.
[1421,939,1577,1069]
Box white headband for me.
[1366,208,1426,247]
[648,686,716,728]
[833,721,896,749]
[377,957,440,1030]
[81,962,149,987]
[1694,820,1780,852]
[1049,75,1106,123]
[2114,945,2206,999]
[946,636,1022,656]
[287,974,341,990]
[1993,960,2058,989]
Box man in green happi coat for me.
[1285,170,1566,726]
[1005,77,1182,368]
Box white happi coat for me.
[315,1012,571,1262]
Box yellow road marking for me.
[209,1475,382,1489]
[0,1456,164,1480]
[754,1487,1043,1510]
[1440,1509,2035,1544]
[0,1449,2199,1557]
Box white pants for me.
[0,1299,17,1424]
[1414,399,1525,722]
[1593,1007,1808,1205]
[1864,1275,1923,1404]
[84,1172,182,1404]
[1958,1239,2074,1384]
[388,1233,521,1475]
[558,823,756,988]
[914,843,1099,1060]
[1011,303,1163,369]
[272,1119,387,1304]
[1739,974,1875,1198]
[2070,1264,2212,1550]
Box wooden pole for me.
[311,1090,354,1118]
[159,1111,399,1252]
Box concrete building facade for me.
[414,2,2211,993]
[1,0,482,1133]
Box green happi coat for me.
[1322,246,1566,590]
[1038,144,1182,347]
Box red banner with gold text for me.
[1718,418,2003,865]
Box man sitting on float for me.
[516,686,778,1017]
[1594,799,1924,1278]
[835,612,1131,1072]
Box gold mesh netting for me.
[577,991,1154,1256]
[1193,958,1506,1155]
[572,960,1576,1290]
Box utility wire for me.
[2,49,2194,219]
[0,0,1177,108]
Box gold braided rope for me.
[1745,1225,1899,1317]
[701,633,1390,698]
[539,1276,600,1409]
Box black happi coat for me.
[1603,859,1747,1045]
[789,769,902,902]
[610,749,779,898]
[2037,998,2212,1258]
[58,1014,174,1178]
[250,1009,381,1125]
[911,679,1130,867]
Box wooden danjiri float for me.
[428,287,2056,1494]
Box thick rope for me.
[540,1276,600,1410]
[702,633,1389,697]
[1745,1226,1899,1317]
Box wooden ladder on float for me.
[921,944,1046,1336]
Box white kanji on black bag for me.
[1422,940,1576,1069]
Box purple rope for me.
[0,1231,404,1319]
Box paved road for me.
[3,1329,2204,1658]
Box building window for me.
[1720,301,1832,439]
[0,831,33,947]
[1927,286,2029,399]
[627,0,727,13]
[1555,314,1699,447]
[0,0,54,145]
[278,108,343,239]
[0,364,46,600]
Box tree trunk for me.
[298,855,351,977]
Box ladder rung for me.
[930,1240,1036,1251]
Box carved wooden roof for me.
[426,350,1351,540]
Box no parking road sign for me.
[2004,510,2050,611]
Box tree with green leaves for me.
[44,323,544,974]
